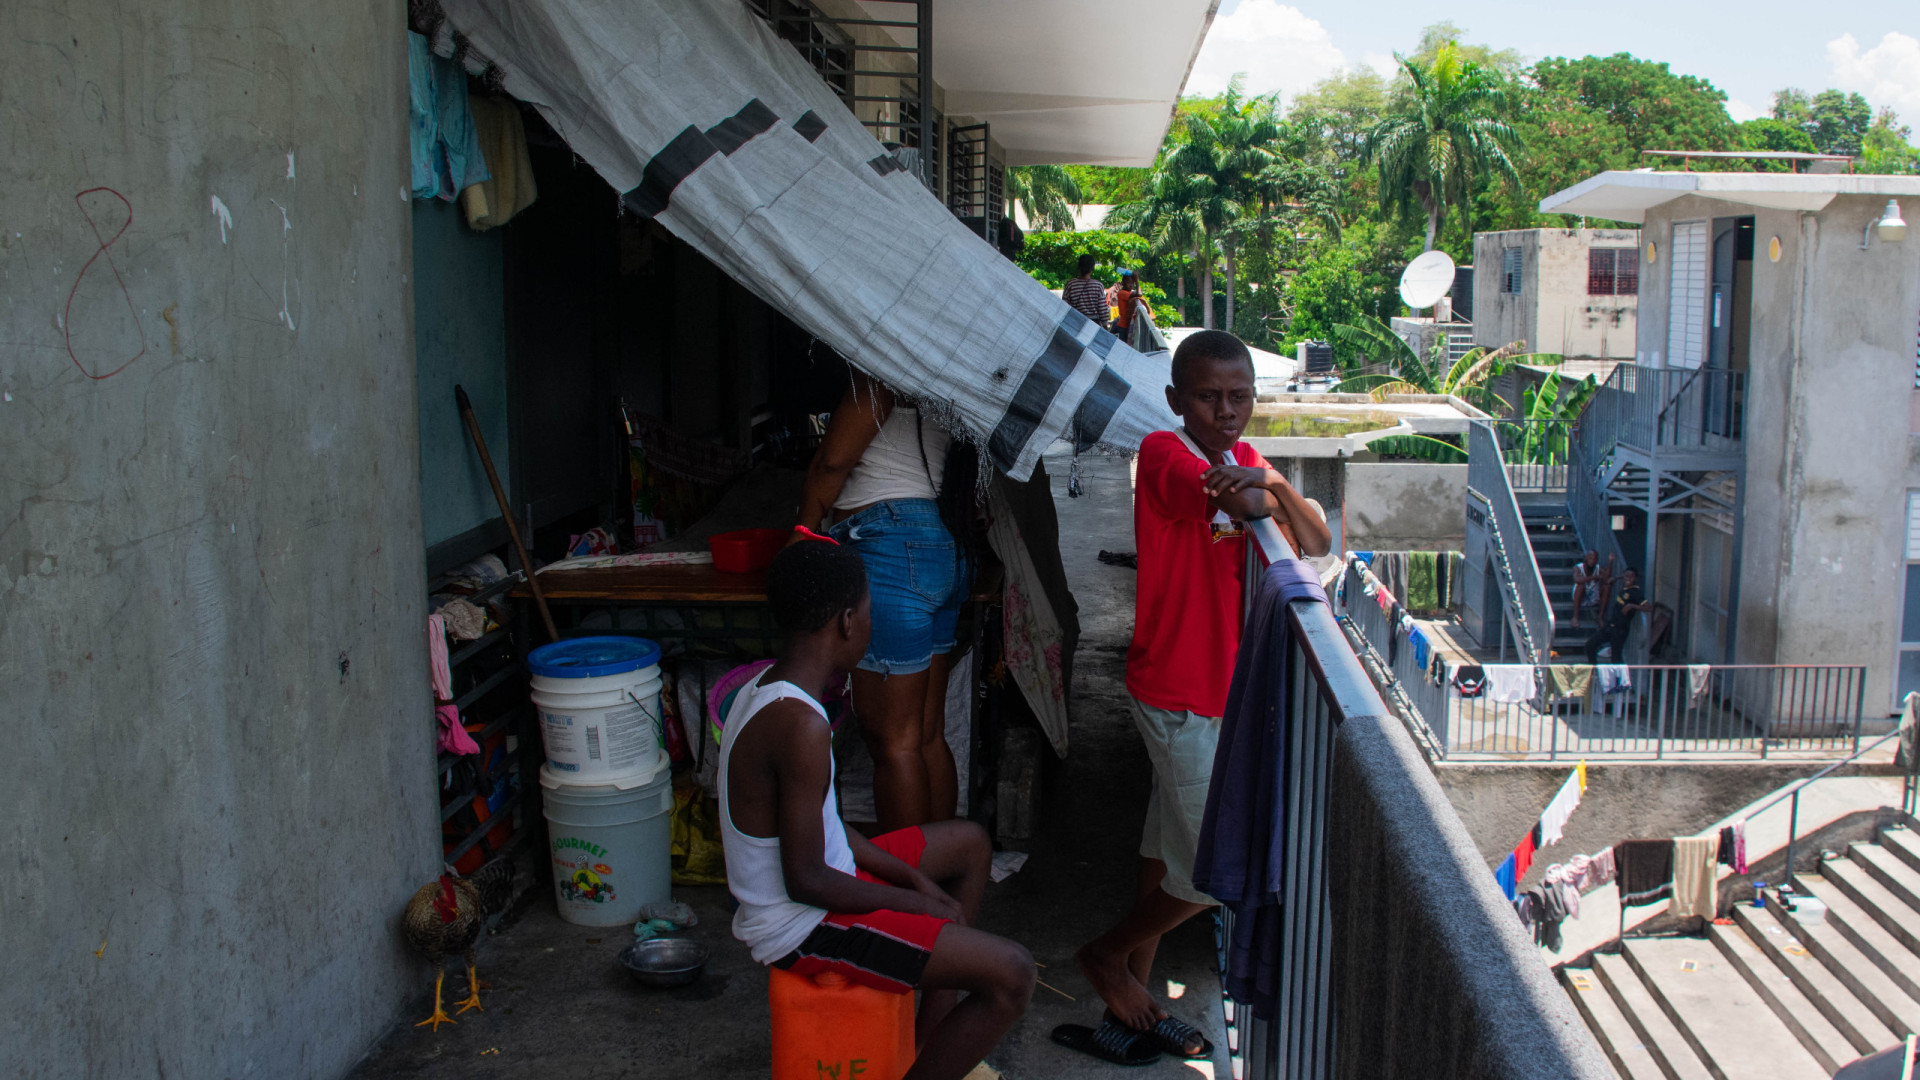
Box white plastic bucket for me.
[540,760,673,926]
[528,637,664,785]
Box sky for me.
[1187,0,1920,126]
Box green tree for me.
[1059,165,1147,205]
[1364,42,1521,251]
[1531,54,1734,154]
[1004,166,1082,232]
[1104,165,1217,325]
[1862,108,1920,174]
[1168,80,1291,330]
[1773,88,1873,156]
[1738,117,1818,154]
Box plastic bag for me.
[670,786,727,885]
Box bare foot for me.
[1075,942,1161,1031]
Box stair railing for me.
[1750,721,1914,891]
[1468,420,1555,665]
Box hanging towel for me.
[1495,853,1517,901]
[1513,827,1538,881]
[1484,665,1537,703]
[1731,819,1748,874]
[1375,583,1396,614]
[1407,551,1438,610]
[1538,770,1582,847]
[1587,846,1616,886]
[429,614,481,756]
[1453,665,1487,698]
[1717,826,1736,868]
[1190,558,1330,1021]
[1669,835,1718,919]
[1687,664,1712,705]
[1616,839,1674,907]
[1410,627,1431,672]
[1596,665,1632,695]
[408,32,491,201]
[1545,665,1593,700]
[462,95,539,229]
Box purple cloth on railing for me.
[1191,556,1329,1019]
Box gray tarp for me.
[431,0,1175,480]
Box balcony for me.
[1585,364,1746,470]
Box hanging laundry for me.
[1484,664,1537,703]
[462,95,539,229]
[1407,551,1438,610]
[1731,819,1747,874]
[1577,760,1588,794]
[1545,665,1594,700]
[408,32,492,202]
[1495,852,1517,901]
[1596,665,1632,695]
[1453,665,1487,698]
[1585,846,1616,886]
[1375,583,1396,614]
[428,614,481,756]
[1534,885,1568,950]
[1537,769,1582,847]
[1686,664,1713,706]
[1513,825,1538,881]
[1616,839,1674,907]
[1718,826,1737,868]
[1354,551,1374,565]
[1410,627,1431,672]
[1669,835,1718,919]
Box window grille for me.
[1501,248,1523,294]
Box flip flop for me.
[1143,1013,1215,1059]
[1050,1020,1162,1067]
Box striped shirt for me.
[1062,277,1110,328]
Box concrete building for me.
[1473,228,1641,361]
[0,2,1220,1077]
[1538,171,1920,714]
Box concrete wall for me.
[1474,229,1638,360]
[0,5,436,1078]
[413,198,508,550]
[1436,761,1887,892]
[1345,463,1467,551]
[1638,194,1920,713]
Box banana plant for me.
[1507,369,1598,465]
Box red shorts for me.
[772,827,949,994]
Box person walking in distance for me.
[1062,253,1110,333]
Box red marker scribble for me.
[65,186,147,380]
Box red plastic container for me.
[769,968,914,1080]
[710,528,786,574]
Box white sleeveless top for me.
[717,672,858,963]
[834,406,950,510]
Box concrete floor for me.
[349,447,1229,1079]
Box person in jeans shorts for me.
[1057,330,1330,1066]
[795,370,970,831]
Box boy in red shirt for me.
[1056,330,1330,1066]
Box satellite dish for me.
[1398,250,1457,310]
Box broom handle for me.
[455,385,559,643]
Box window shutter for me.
[1502,248,1522,294]
[1907,492,1920,561]
[1665,222,1707,368]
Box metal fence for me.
[1225,524,1612,1080]
[1587,364,1747,454]
[1339,559,1867,760]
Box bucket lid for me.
[539,758,667,793]
[528,636,661,679]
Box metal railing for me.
[1339,558,1867,760]
[1468,421,1555,664]
[1585,364,1747,456]
[1228,520,1613,1080]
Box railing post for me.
[1783,788,1801,889]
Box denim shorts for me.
[829,499,968,676]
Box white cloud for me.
[1362,52,1399,81]
[1725,97,1763,123]
[1827,31,1920,116]
[1185,0,1346,104]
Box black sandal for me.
[1050,1019,1162,1066]
[1143,1013,1215,1059]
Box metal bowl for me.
[618,937,710,988]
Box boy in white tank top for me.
[719,536,1034,1079]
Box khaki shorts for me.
[1130,696,1221,906]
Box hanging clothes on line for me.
[1538,768,1583,847]
[1453,665,1487,698]
[1484,665,1537,703]
[1496,852,1517,901]
[1616,839,1674,908]
[1670,835,1718,919]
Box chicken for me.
[402,859,513,1030]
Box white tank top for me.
[834,406,950,510]
[717,672,858,963]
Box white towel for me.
[1484,665,1537,703]
[1687,664,1712,704]
[1596,665,1632,695]
[1538,770,1582,847]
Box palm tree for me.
[1104,168,1216,326]
[1005,165,1083,233]
[1364,42,1520,252]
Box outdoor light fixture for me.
[1862,199,1907,248]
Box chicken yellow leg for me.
[416,966,456,1030]
[455,961,484,1014]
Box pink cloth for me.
[430,615,480,755]
[1732,819,1748,875]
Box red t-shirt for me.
[1125,430,1275,718]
